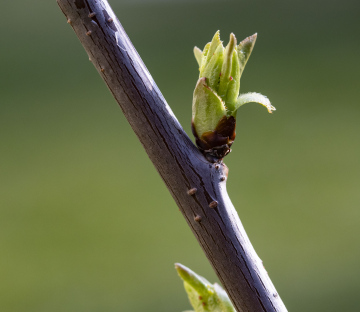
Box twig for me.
[56,1,288,311]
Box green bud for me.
[191,31,275,161]
[175,263,236,312]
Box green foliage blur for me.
[1,0,359,311]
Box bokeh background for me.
[1,0,360,311]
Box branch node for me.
[194,215,202,222]
[187,188,198,196]
[209,201,218,209]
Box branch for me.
[56,1,288,311]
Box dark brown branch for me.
[56,1,288,311]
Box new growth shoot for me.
[191,31,275,162]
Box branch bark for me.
[56,1,288,311]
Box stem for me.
[56,1,288,311]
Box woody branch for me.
[56,1,288,311]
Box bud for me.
[175,263,236,312]
[192,31,275,161]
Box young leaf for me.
[175,263,236,312]
[194,46,203,67]
[235,92,276,113]
[224,49,241,111]
[207,30,222,61]
[199,43,211,73]
[218,33,237,100]
[237,33,257,76]
[200,44,224,91]
[192,77,227,138]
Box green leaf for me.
[235,92,276,113]
[213,284,235,312]
[198,31,224,91]
[175,263,236,312]
[206,30,222,63]
[199,31,222,74]
[194,46,203,67]
[237,33,257,76]
[224,49,240,111]
[192,77,227,138]
[218,33,237,101]
[200,43,211,73]
[200,44,224,91]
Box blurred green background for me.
[1,0,360,311]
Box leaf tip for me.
[229,32,237,49]
[194,46,203,67]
